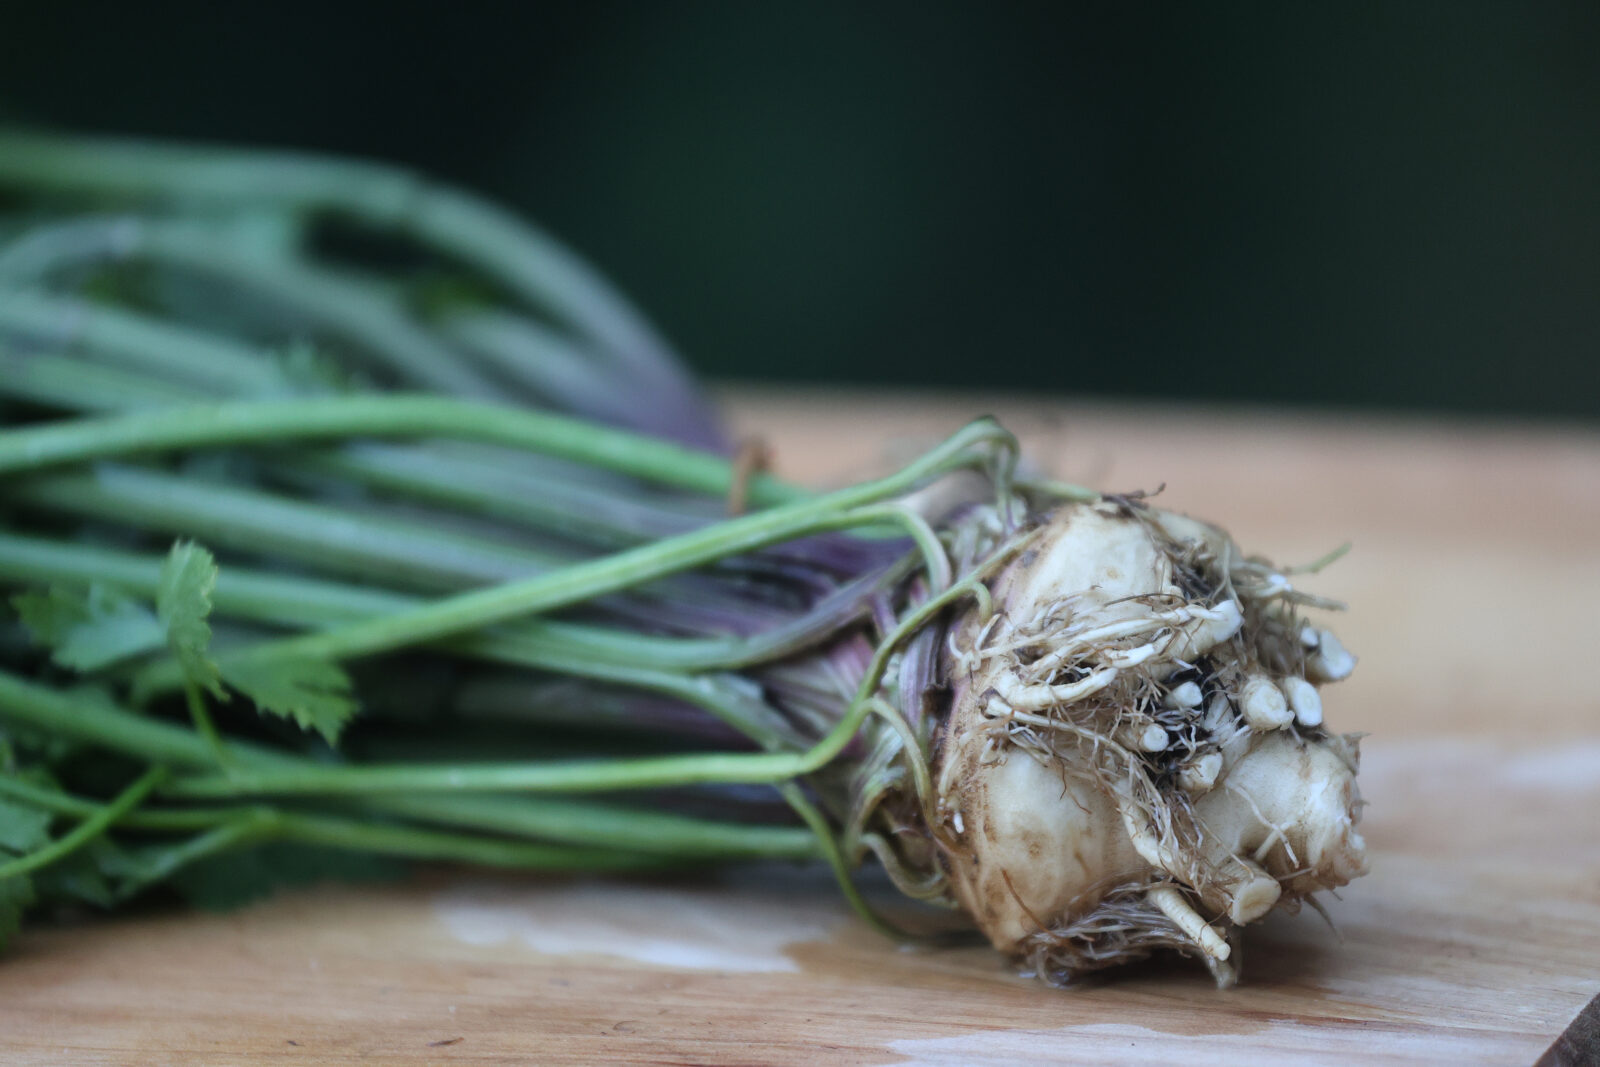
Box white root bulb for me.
[932,500,1367,986]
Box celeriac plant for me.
[0,131,1365,985]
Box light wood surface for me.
[3,391,1597,1065]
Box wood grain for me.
[3,392,1597,1065]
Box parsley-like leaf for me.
[278,340,359,395]
[0,795,51,954]
[31,847,117,910]
[12,585,165,672]
[0,876,34,953]
[153,541,357,743]
[171,843,402,912]
[222,656,358,746]
[156,541,226,699]
[0,799,52,854]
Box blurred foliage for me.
[2,3,1596,417]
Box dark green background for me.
[4,3,1597,418]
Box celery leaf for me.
[12,585,165,672]
[156,541,226,699]
[222,656,358,746]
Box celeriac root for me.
[929,499,1367,986]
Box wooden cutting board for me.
[3,391,1596,1065]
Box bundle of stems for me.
[0,130,1044,942]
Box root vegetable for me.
[932,502,1366,985]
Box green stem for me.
[0,130,703,405]
[866,695,937,831]
[0,774,266,832]
[162,549,1024,801]
[0,530,886,750]
[15,463,789,632]
[321,798,817,862]
[286,444,705,550]
[777,782,901,940]
[9,471,797,744]
[217,506,932,675]
[118,816,271,895]
[0,216,501,398]
[0,350,729,551]
[0,552,1007,852]
[133,220,500,398]
[853,504,951,593]
[0,768,817,864]
[164,750,804,798]
[12,467,571,592]
[126,420,1013,678]
[265,811,700,870]
[0,673,228,769]
[440,310,635,422]
[0,530,911,675]
[0,288,282,394]
[0,671,818,859]
[0,775,709,874]
[0,531,415,628]
[184,681,233,767]
[0,394,801,505]
[0,766,169,879]
[1013,476,1104,505]
[0,348,198,412]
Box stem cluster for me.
[0,130,1051,930]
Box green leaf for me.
[222,656,359,746]
[12,585,165,672]
[0,718,80,769]
[156,541,225,699]
[0,795,50,954]
[170,842,403,912]
[278,340,360,395]
[0,875,34,953]
[0,798,51,854]
[30,846,117,910]
[88,836,166,898]
[67,835,176,904]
